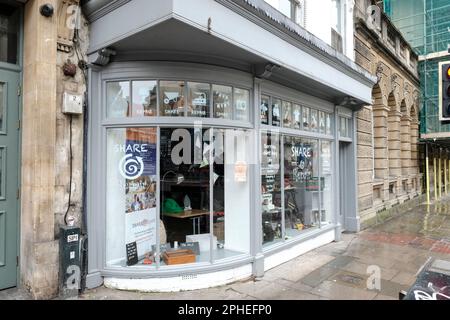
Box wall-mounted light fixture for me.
[89,48,117,66]
[40,4,54,17]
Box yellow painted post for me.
[426,144,430,205]
[439,152,442,198]
[442,154,447,194]
[434,155,437,200]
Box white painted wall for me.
[263,0,355,60]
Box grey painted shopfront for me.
[82,0,376,291]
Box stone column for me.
[400,115,411,190]
[356,106,374,211]
[21,0,58,299]
[373,105,389,200]
[388,110,402,178]
[410,120,419,176]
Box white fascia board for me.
[173,0,373,103]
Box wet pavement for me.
[2,195,450,300]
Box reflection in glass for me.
[234,88,250,122]
[213,129,251,261]
[213,85,232,119]
[261,132,282,246]
[107,81,130,118]
[188,82,210,118]
[260,95,269,125]
[272,98,281,127]
[321,141,333,226]
[106,128,158,267]
[0,4,19,64]
[160,81,185,117]
[283,137,320,238]
[292,104,302,129]
[132,81,157,117]
[282,101,292,128]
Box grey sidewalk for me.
[2,196,450,300]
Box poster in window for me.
[291,142,313,182]
[123,128,157,263]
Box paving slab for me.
[311,280,378,300]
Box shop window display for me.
[261,132,283,246]
[106,127,158,267]
[282,101,292,128]
[302,106,310,130]
[292,104,302,129]
[260,95,270,125]
[283,136,320,238]
[106,125,250,268]
[272,98,281,127]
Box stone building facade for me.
[19,0,87,299]
[353,0,422,227]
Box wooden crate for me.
[162,249,196,265]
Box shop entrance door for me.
[338,141,351,231]
[0,68,20,290]
[0,2,21,290]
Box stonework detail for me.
[21,0,88,299]
[354,0,422,224]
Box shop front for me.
[83,0,376,291]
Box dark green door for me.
[0,68,20,290]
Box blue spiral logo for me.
[119,154,144,180]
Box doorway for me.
[0,2,21,290]
[338,141,351,231]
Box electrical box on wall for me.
[59,226,81,298]
[62,91,83,115]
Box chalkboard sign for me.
[179,242,200,255]
[126,242,138,266]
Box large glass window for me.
[261,132,282,246]
[261,132,334,246]
[0,4,19,64]
[106,128,158,268]
[321,141,333,225]
[283,137,320,239]
[106,126,251,268]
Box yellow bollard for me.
[434,156,437,200]
[439,155,442,199]
[443,159,447,194]
[426,148,430,205]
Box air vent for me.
[181,274,198,280]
